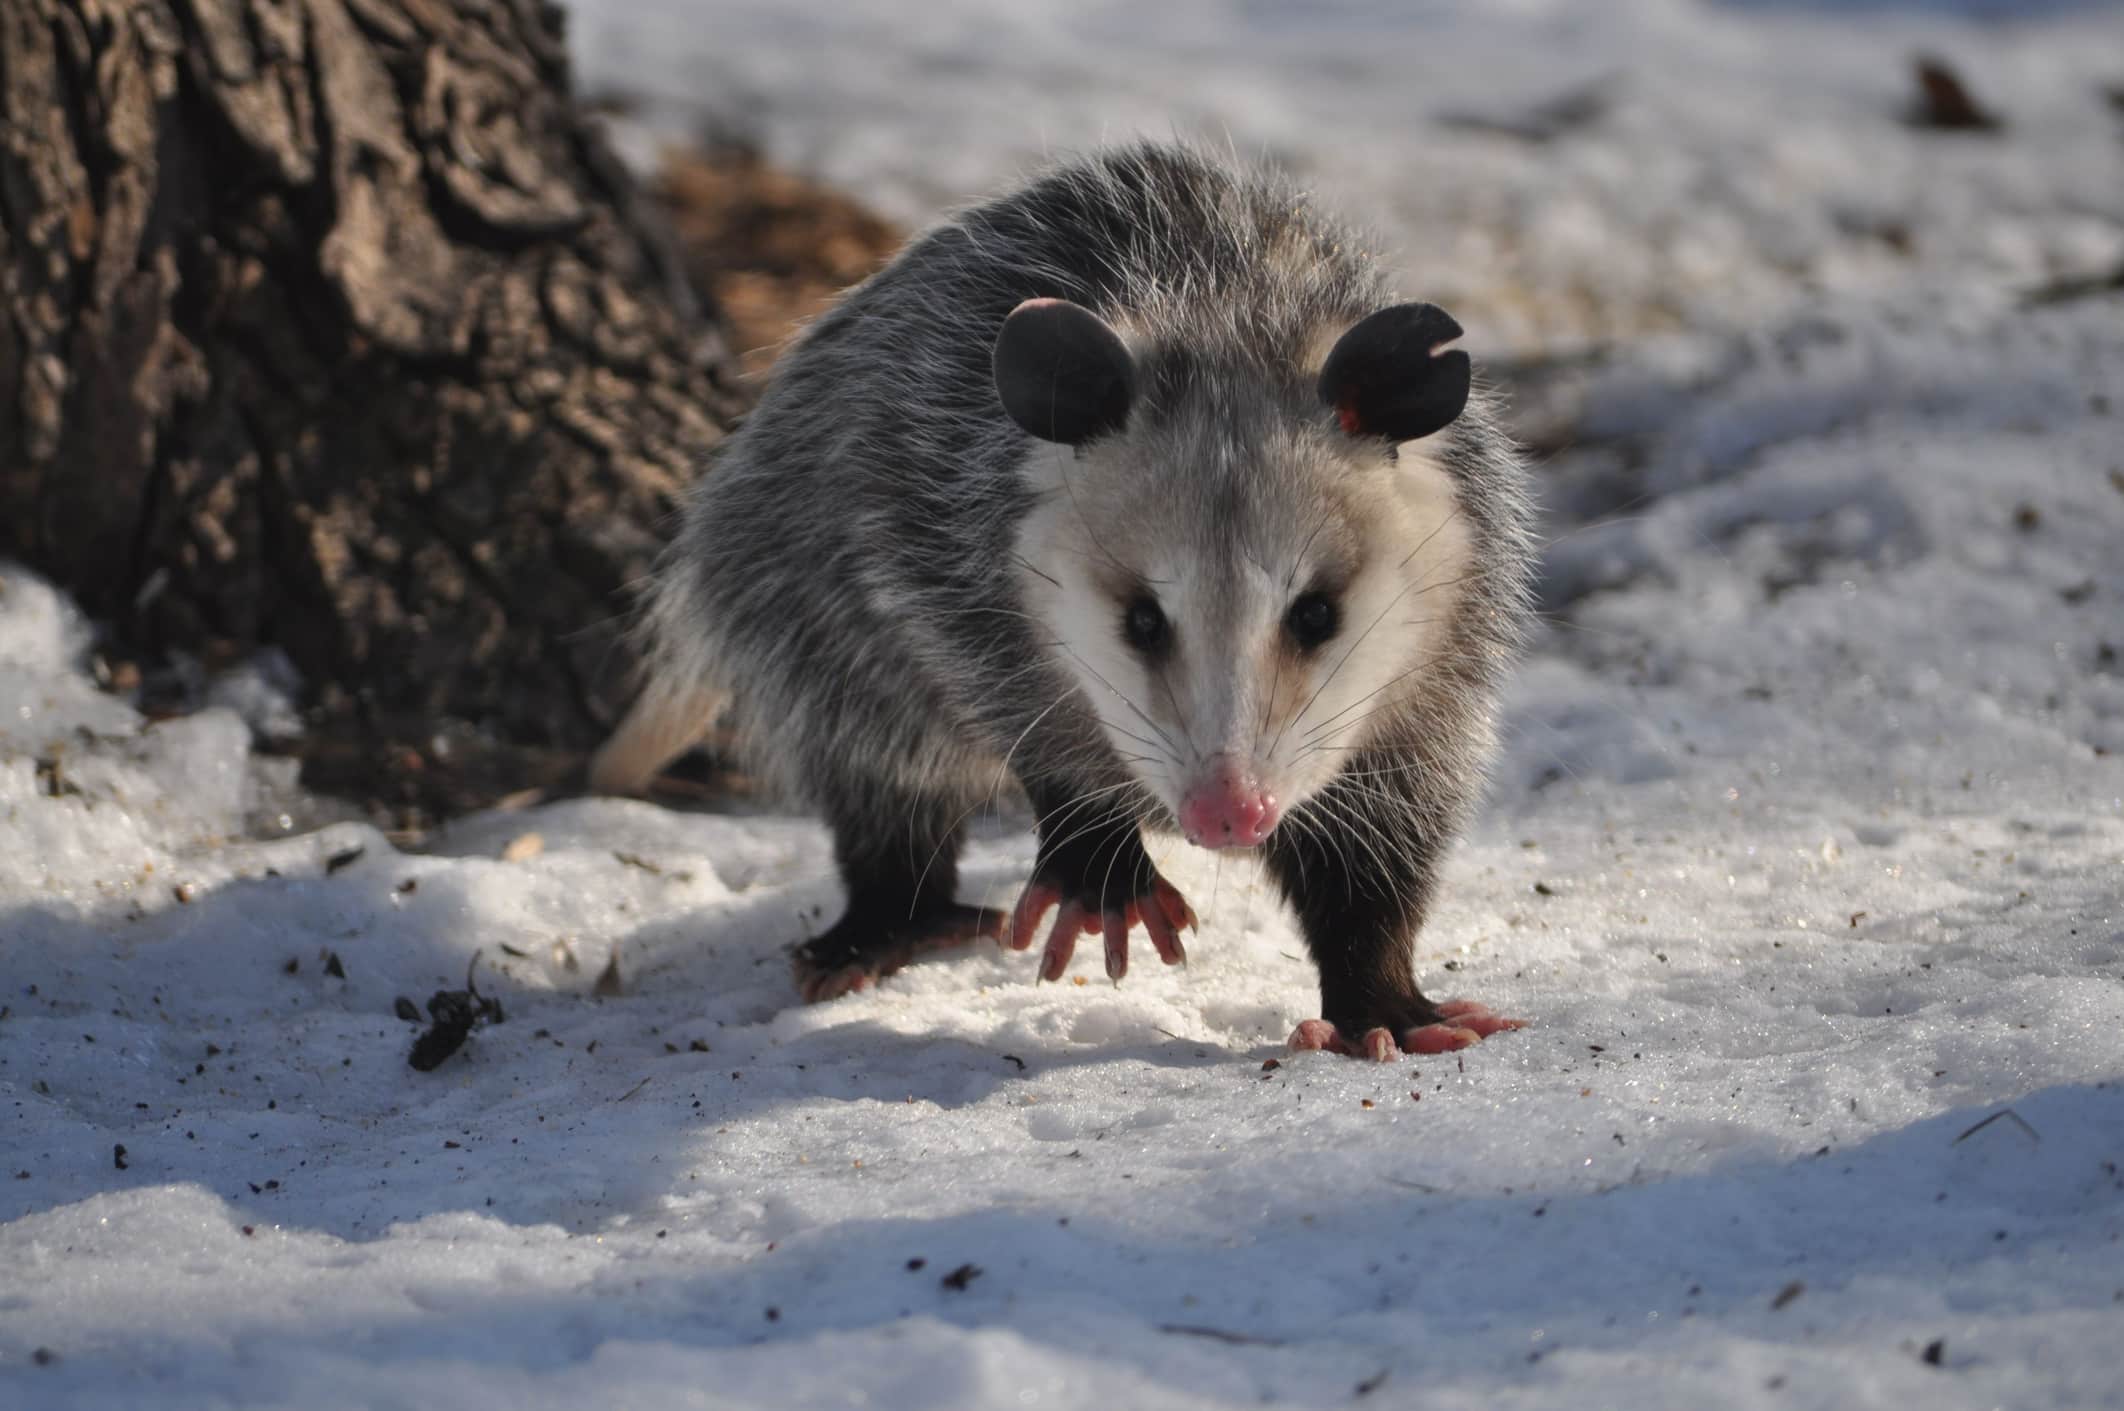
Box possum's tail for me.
[588,556,726,797]
[588,677,725,797]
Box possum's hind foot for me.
[1289,1000,1526,1062]
[793,903,1008,1003]
[1007,870,1198,983]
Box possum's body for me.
[596,145,1536,1059]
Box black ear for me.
[1317,302,1472,443]
[993,298,1136,444]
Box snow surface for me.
[6,1,2124,1407]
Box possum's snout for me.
[1178,759,1281,849]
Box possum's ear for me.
[993,298,1136,444]
[1318,303,1471,443]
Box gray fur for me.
[611,143,1535,971]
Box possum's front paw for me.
[1006,868,1198,983]
[1289,1000,1526,1061]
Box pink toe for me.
[1289,1019,1341,1052]
[1009,883,1060,952]
[1039,902,1086,981]
[1444,1003,1529,1037]
[1402,1024,1482,1054]
[1154,878,1199,933]
[1102,911,1129,981]
[1433,1000,1528,1036]
[1360,1028,1399,1062]
[1140,905,1186,966]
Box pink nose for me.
[1179,762,1280,849]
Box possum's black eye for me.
[1122,595,1170,655]
[1286,592,1340,651]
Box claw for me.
[1102,910,1130,981]
[1288,1019,1348,1054]
[1432,1000,1526,1037]
[1153,877,1198,934]
[1009,882,1061,952]
[1401,1024,1482,1054]
[1139,901,1186,967]
[1038,900,1095,981]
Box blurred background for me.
[578,0,2124,359]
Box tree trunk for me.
[0,0,744,811]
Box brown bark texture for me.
[0,0,743,787]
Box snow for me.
[5,1,2123,1407]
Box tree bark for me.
[0,0,743,802]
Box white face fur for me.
[1012,418,1475,834]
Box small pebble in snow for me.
[940,1263,983,1291]
[1771,1280,1805,1310]
[500,833,544,863]
[32,1348,57,1367]
[1922,1339,1945,1367]
[113,1144,128,1171]
[906,1258,926,1271]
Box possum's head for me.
[998,298,1478,850]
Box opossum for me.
[593,144,1536,1060]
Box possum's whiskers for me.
[907,683,1076,918]
[1256,512,1337,748]
[1054,641,1184,761]
[1273,509,1466,758]
[1033,780,1159,867]
[1290,620,1448,745]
